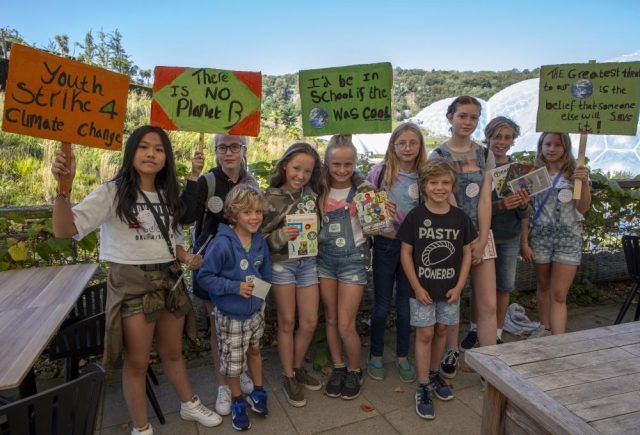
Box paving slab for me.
[317,415,400,435]
[385,397,482,435]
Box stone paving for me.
[17,300,631,435]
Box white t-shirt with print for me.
[72,182,183,264]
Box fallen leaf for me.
[321,366,332,377]
[393,386,405,393]
[360,404,375,413]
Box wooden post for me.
[573,133,587,199]
[58,141,73,196]
[482,383,506,435]
[198,132,205,154]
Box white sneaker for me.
[240,372,254,395]
[131,423,153,435]
[215,385,232,416]
[180,395,222,427]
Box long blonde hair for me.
[318,135,358,216]
[381,122,426,187]
[535,132,575,178]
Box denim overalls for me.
[435,145,487,228]
[317,186,367,284]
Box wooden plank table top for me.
[466,322,640,435]
[0,263,99,390]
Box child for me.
[398,159,475,419]
[261,142,322,407]
[51,125,221,435]
[181,134,257,415]
[197,184,271,431]
[430,96,496,379]
[317,135,374,399]
[484,117,531,344]
[526,133,591,336]
[366,122,427,383]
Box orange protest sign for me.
[2,44,129,150]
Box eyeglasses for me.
[215,143,245,154]
[394,141,420,150]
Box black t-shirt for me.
[397,205,477,301]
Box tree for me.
[75,31,96,64]
[46,34,70,56]
[0,27,26,58]
[138,69,152,86]
[108,29,137,77]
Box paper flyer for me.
[246,276,271,300]
[507,166,552,197]
[354,190,394,235]
[285,213,318,258]
[482,230,497,260]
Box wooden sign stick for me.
[58,141,73,196]
[198,132,205,154]
[573,133,587,200]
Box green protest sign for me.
[299,63,392,136]
[536,62,640,135]
[151,67,262,136]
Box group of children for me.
[51,96,591,433]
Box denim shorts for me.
[317,248,367,285]
[409,298,460,327]
[271,257,319,287]
[495,238,520,293]
[530,225,582,266]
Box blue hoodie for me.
[197,224,272,320]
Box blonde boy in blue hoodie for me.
[198,185,272,431]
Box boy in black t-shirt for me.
[397,160,476,420]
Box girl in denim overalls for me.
[318,135,374,400]
[524,133,591,335]
[429,96,497,379]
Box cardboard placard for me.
[2,44,129,150]
[299,62,392,136]
[151,67,261,136]
[537,62,640,135]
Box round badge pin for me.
[335,237,346,248]
[408,183,420,199]
[423,218,432,227]
[240,259,249,270]
[465,183,480,198]
[558,189,573,203]
[207,196,224,213]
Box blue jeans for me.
[370,236,411,358]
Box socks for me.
[497,328,503,340]
[232,395,243,402]
[253,385,264,392]
[334,362,346,369]
[470,322,477,331]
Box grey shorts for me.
[215,308,264,377]
[409,297,460,327]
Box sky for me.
[3,0,640,75]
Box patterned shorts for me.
[409,298,460,327]
[530,225,582,266]
[214,308,264,377]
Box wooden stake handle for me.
[59,142,73,197]
[198,132,205,154]
[573,133,587,200]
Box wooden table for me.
[0,264,99,394]
[466,322,640,435]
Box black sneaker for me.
[341,370,363,400]
[496,337,504,345]
[440,349,459,379]
[324,367,346,398]
[459,329,478,352]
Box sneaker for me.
[131,424,153,435]
[247,389,268,416]
[367,358,385,381]
[180,395,222,427]
[231,399,250,431]
[240,372,254,395]
[440,350,459,379]
[293,367,322,391]
[415,385,435,419]
[215,385,232,416]
[396,359,417,383]
[283,375,306,407]
[496,336,504,345]
[341,370,363,400]
[429,372,454,401]
[459,329,478,352]
[529,326,552,339]
[325,366,347,398]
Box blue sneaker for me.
[429,372,454,401]
[247,389,268,416]
[415,385,435,420]
[231,399,250,431]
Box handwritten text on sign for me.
[537,62,640,136]
[151,67,261,136]
[2,44,129,149]
[299,63,392,136]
